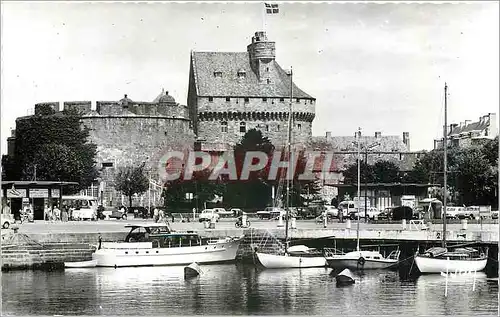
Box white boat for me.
[415,84,488,274]
[253,68,327,269]
[92,223,243,267]
[64,259,98,268]
[415,247,487,273]
[255,245,327,269]
[325,250,400,270]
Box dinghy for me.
[184,262,202,278]
[335,268,355,286]
[64,259,98,268]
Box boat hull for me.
[255,252,327,269]
[335,268,355,285]
[415,255,487,273]
[92,237,242,267]
[327,257,397,270]
[64,260,98,268]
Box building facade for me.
[188,31,316,151]
[434,113,497,149]
[5,91,195,207]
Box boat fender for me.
[357,257,366,267]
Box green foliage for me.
[372,161,400,183]
[342,160,375,184]
[3,111,98,192]
[114,164,149,208]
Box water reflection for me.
[2,265,498,316]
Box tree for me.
[372,161,400,183]
[114,164,149,208]
[342,161,375,185]
[3,108,98,192]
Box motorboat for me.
[414,247,487,273]
[325,249,400,270]
[92,223,243,267]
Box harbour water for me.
[2,264,498,316]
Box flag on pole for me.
[265,3,279,14]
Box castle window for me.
[277,125,280,132]
[244,98,249,104]
[266,125,269,132]
[280,98,285,102]
[102,162,113,168]
[267,79,271,84]
[221,121,228,133]
[164,132,168,136]
[226,97,230,102]
[296,98,300,103]
[240,122,246,133]
[237,70,246,78]
[208,97,213,102]
[297,124,302,130]
[266,67,269,72]
[262,97,267,102]
[213,71,222,78]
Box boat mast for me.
[285,67,293,254]
[443,83,448,248]
[356,127,361,251]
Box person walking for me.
[153,208,159,223]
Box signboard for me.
[7,186,27,198]
[51,189,61,198]
[29,189,49,198]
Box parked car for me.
[324,205,339,218]
[198,209,220,222]
[491,210,499,220]
[445,206,464,219]
[338,201,356,218]
[1,213,15,229]
[213,208,233,218]
[256,207,284,220]
[391,206,415,220]
[100,207,128,220]
[230,208,244,217]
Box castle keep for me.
[188,31,316,151]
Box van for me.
[338,201,356,217]
[62,196,98,221]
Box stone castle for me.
[5,31,416,207]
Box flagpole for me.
[262,3,266,33]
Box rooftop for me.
[191,51,314,99]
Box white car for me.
[324,205,339,218]
[198,209,220,222]
[1,213,15,229]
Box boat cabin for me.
[124,224,204,248]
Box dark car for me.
[391,206,414,221]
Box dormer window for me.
[213,71,222,78]
[226,97,230,102]
[237,70,246,79]
[280,98,285,102]
[296,98,300,103]
[208,97,214,102]
[262,98,267,102]
[244,98,249,104]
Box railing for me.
[323,248,346,257]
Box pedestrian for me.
[153,208,159,223]
[2,202,11,215]
[171,213,175,223]
[44,204,50,222]
[53,205,61,221]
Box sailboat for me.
[253,67,327,269]
[414,83,488,273]
[324,128,400,270]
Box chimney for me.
[375,131,381,138]
[464,120,471,126]
[325,131,331,139]
[403,132,410,150]
[124,94,128,98]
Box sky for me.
[1,1,498,154]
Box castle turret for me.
[247,31,275,82]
